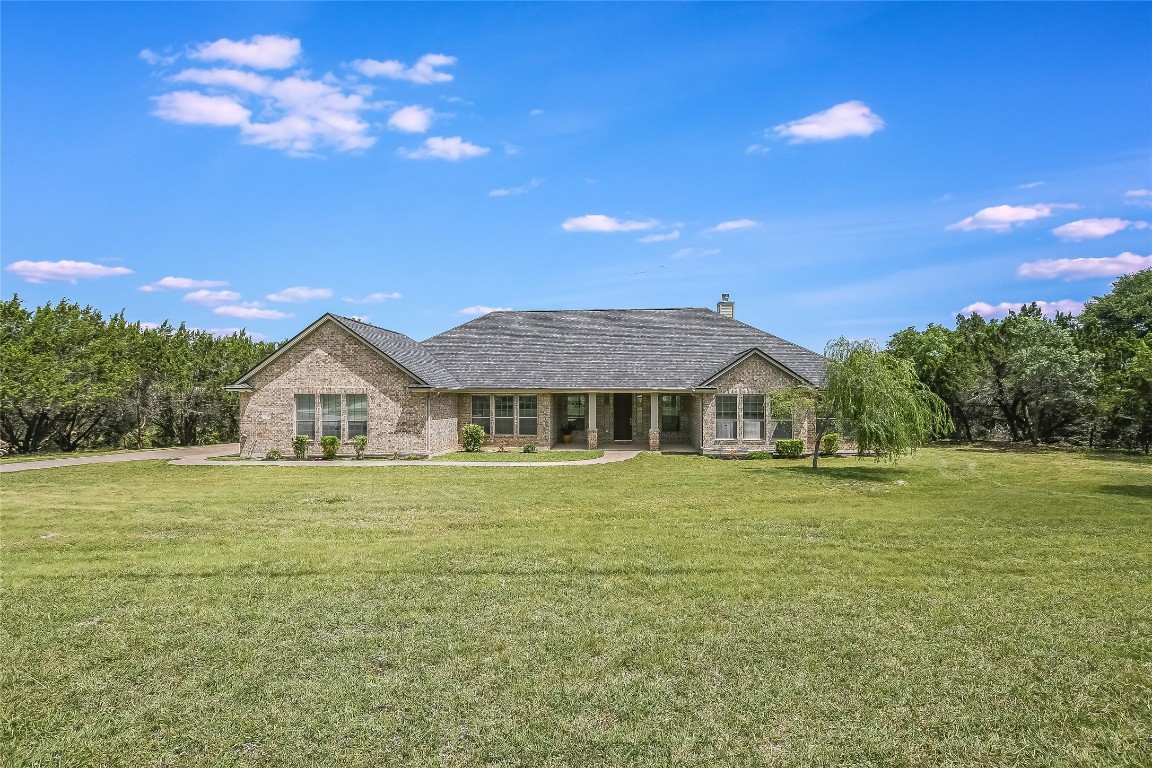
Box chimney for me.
[716,293,734,319]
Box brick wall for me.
[455,393,554,449]
[701,355,813,454]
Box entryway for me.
[613,393,632,441]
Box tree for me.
[775,337,953,468]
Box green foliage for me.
[820,433,841,456]
[319,435,339,460]
[291,435,310,460]
[775,439,804,458]
[745,451,773,460]
[461,423,486,452]
[352,435,369,459]
[264,450,284,461]
[522,443,537,454]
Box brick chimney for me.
[716,293,734,319]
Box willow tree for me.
[775,337,953,468]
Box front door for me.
[613,393,632,441]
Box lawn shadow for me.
[1097,484,1152,500]
[756,465,911,483]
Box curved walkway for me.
[1,444,641,472]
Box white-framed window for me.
[295,394,316,440]
[742,395,765,441]
[321,394,341,438]
[494,395,515,436]
[518,395,538,436]
[471,395,491,434]
[715,395,737,439]
[660,395,681,432]
[565,394,587,430]
[347,394,368,438]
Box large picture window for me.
[347,394,368,438]
[295,394,316,440]
[321,394,341,438]
[565,394,587,430]
[715,395,737,439]
[660,395,681,432]
[742,395,765,440]
[518,395,538,436]
[494,395,515,435]
[471,395,491,434]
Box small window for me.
[494,395,515,436]
[471,395,491,434]
[518,395,538,436]
[715,395,737,439]
[772,402,793,440]
[320,394,341,438]
[565,394,587,430]
[347,394,368,438]
[742,395,765,441]
[660,394,681,432]
[295,394,316,440]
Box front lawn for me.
[2,448,1149,766]
[430,449,605,462]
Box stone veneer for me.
[701,353,814,454]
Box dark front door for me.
[613,393,632,441]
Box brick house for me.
[226,295,829,457]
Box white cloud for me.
[213,304,291,320]
[529,108,544,116]
[1017,252,1152,280]
[343,292,402,304]
[139,48,179,66]
[1127,189,1152,198]
[140,276,227,292]
[387,105,434,133]
[489,179,541,197]
[458,305,511,316]
[351,53,456,84]
[171,67,271,93]
[5,260,133,284]
[705,219,758,233]
[745,143,771,155]
[153,91,251,126]
[398,136,489,161]
[189,34,301,70]
[773,100,885,143]
[1018,181,1045,189]
[1052,218,1148,241]
[946,203,1076,233]
[266,286,332,303]
[561,214,660,233]
[199,327,269,341]
[637,230,680,243]
[1125,189,1152,208]
[960,300,1084,319]
[670,247,721,260]
[183,289,241,304]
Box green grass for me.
[2,448,1149,766]
[0,446,147,464]
[430,450,605,462]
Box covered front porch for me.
[551,392,700,452]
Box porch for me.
[551,392,701,452]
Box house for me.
[225,295,829,457]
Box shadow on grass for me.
[1097,484,1152,500]
[753,465,911,483]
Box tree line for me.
[886,269,1151,453]
[1,295,276,454]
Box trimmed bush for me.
[461,424,486,453]
[775,439,804,459]
[290,435,309,460]
[264,449,284,461]
[820,433,841,456]
[522,443,537,454]
[319,435,339,460]
[352,435,369,459]
[745,451,773,460]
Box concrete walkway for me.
[1,444,641,472]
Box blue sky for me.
[3,2,1150,349]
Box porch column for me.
[586,393,598,449]
[648,394,660,451]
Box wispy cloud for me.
[561,214,659,233]
[1052,218,1148,241]
[351,53,456,84]
[183,289,241,305]
[458,305,512,316]
[266,286,332,303]
[670,247,721,260]
[189,34,302,70]
[342,292,402,304]
[153,91,251,126]
[213,304,291,320]
[1018,252,1152,280]
[705,219,758,233]
[398,136,489,161]
[199,327,269,342]
[489,179,541,197]
[1125,189,1152,207]
[140,276,227,292]
[946,203,1077,233]
[637,230,680,243]
[773,100,885,143]
[960,300,1084,319]
[5,260,133,284]
[1017,181,1045,189]
[387,105,434,133]
[529,108,544,116]
[745,143,771,156]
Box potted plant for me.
[560,422,573,443]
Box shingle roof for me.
[332,315,460,388]
[418,308,826,389]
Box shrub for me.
[775,439,804,459]
[264,449,284,461]
[745,451,773,460]
[522,443,537,453]
[352,434,369,459]
[319,435,339,460]
[290,435,310,460]
[821,433,841,456]
[461,424,485,452]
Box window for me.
[772,402,793,440]
[519,395,538,436]
[320,394,341,438]
[565,394,587,430]
[471,395,491,434]
[742,395,765,441]
[347,394,368,438]
[715,395,737,439]
[660,395,681,432]
[494,395,515,435]
[294,394,316,440]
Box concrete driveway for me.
[0,444,239,473]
